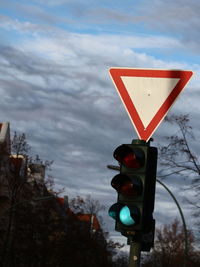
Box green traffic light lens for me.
[109,204,140,227]
[119,206,135,226]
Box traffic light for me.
[108,139,157,250]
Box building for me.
[56,196,101,232]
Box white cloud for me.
[0,0,199,240]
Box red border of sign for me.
[109,68,193,141]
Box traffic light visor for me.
[108,203,123,220]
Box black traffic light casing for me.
[109,139,157,250]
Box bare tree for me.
[1,132,121,267]
[1,132,31,266]
[159,114,200,179]
[157,114,200,246]
[0,132,55,267]
[69,195,105,216]
[143,219,200,267]
[11,131,31,157]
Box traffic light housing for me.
[108,139,157,251]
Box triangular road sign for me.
[109,68,193,141]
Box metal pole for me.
[156,179,188,267]
[128,241,141,267]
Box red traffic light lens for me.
[113,145,144,169]
[123,152,141,168]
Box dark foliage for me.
[143,219,200,267]
[0,132,119,267]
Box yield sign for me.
[109,68,193,141]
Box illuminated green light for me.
[119,206,135,226]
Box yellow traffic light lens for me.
[111,174,142,196]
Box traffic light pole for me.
[128,241,141,267]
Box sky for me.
[1,0,200,248]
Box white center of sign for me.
[121,76,180,128]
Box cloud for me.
[0,2,199,237]
[1,0,200,54]
[0,41,197,206]
[0,15,181,51]
[68,0,200,54]
[0,15,55,36]
[32,0,79,5]
[0,1,73,25]
[137,0,200,51]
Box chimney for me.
[27,164,45,184]
[0,122,10,157]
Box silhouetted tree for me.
[143,219,200,267]
[69,195,105,215]
[112,251,128,267]
[159,114,200,178]
[158,114,200,239]
[69,195,123,267]
[0,132,122,267]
